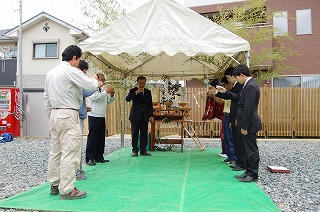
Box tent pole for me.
[246,51,250,68]
[121,87,126,148]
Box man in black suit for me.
[215,67,246,171]
[126,76,154,157]
[234,64,262,182]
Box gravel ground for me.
[0,137,319,212]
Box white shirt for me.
[87,90,115,117]
[44,61,98,117]
[223,99,231,113]
[233,81,238,87]
[243,77,252,87]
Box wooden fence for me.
[259,86,320,138]
[83,86,320,138]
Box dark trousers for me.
[223,115,237,161]
[86,116,106,162]
[232,125,246,168]
[131,114,148,153]
[220,121,226,154]
[242,133,260,178]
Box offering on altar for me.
[181,106,191,116]
[178,102,188,108]
[153,102,162,115]
[172,107,181,116]
[164,101,173,110]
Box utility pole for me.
[17,0,24,137]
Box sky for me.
[0,0,183,30]
[0,0,239,30]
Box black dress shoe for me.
[132,152,138,157]
[234,173,247,179]
[96,159,110,163]
[140,152,151,156]
[50,185,59,195]
[223,158,230,162]
[226,160,236,165]
[229,163,240,168]
[232,165,245,171]
[86,159,96,166]
[238,175,258,182]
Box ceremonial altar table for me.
[150,114,185,152]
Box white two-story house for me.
[0,11,89,137]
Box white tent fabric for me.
[79,0,250,80]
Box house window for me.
[33,43,58,58]
[273,76,301,88]
[273,11,288,36]
[302,76,320,88]
[273,75,320,88]
[296,9,312,35]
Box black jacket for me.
[125,87,153,122]
[237,78,262,133]
[216,82,243,126]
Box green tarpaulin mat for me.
[0,148,279,212]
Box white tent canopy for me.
[79,0,250,80]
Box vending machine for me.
[0,88,20,137]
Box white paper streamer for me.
[192,93,200,107]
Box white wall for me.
[22,19,77,76]
[18,17,82,137]
[1,14,86,137]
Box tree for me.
[198,0,299,82]
[79,0,129,34]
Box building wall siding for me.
[22,19,77,77]
[267,0,320,75]
[23,75,46,88]
[189,0,320,76]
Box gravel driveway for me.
[0,137,319,212]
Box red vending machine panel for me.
[0,88,20,137]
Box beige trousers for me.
[47,109,82,195]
